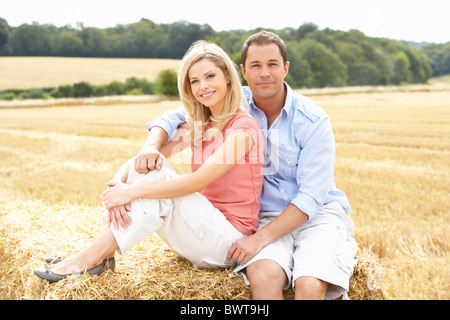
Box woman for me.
[34,40,264,282]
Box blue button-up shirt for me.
[147,83,350,220]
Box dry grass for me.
[0,200,252,300]
[311,90,450,300]
[0,200,385,300]
[1,86,449,299]
[0,57,180,90]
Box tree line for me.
[419,42,450,77]
[1,17,447,88]
[0,70,178,100]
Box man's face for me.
[241,43,289,101]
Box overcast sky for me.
[2,0,449,43]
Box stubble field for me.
[0,57,180,90]
[0,57,448,300]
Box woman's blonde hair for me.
[178,40,243,148]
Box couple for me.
[34,31,358,300]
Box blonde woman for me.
[34,41,264,282]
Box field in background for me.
[0,89,448,299]
[0,57,448,299]
[0,57,180,90]
[314,90,449,299]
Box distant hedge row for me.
[1,17,439,87]
[0,69,178,101]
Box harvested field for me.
[1,87,449,300]
[0,57,180,90]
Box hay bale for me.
[281,248,388,300]
[0,200,387,300]
[0,200,251,300]
[347,248,388,300]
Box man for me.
[130,31,358,300]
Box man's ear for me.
[240,64,247,80]
[284,61,290,77]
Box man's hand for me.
[226,234,266,263]
[227,205,309,263]
[104,203,132,231]
[134,150,164,174]
[135,126,170,174]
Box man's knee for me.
[294,276,328,300]
[246,259,287,299]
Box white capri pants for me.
[108,159,245,269]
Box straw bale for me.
[348,248,388,300]
[0,200,387,300]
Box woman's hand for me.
[102,181,136,210]
[104,203,132,230]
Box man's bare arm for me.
[226,204,309,263]
[134,126,169,173]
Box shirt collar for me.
[246,82,294,116]
[282,82,294,115]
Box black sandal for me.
[44,256,116,270]
[34,262,106,283]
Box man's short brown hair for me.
[241,31,288,69]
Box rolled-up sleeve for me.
[290,117,336,220]
[146,106,187,143]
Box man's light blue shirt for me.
[147,83,350,220]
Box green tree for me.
[10,23,56,56]
[125,77,154,94]
[169,21,214,58]
[107,81,125,95]
[58,32,84,56]
[73,82,93,97]
[156,69,178,96]
[132,19,156,57]
[80,27,107,57]
[391,51,411,84]
[422,42,450,77]
[93,85,108,97]
[285,42,314,88]
[334,40,366,85]
[108,24,137,58]
[381,39,432,84]
[0,18,10,50]
[422,42,450,76]
[298,39,347,87]
[407,50,432,83]
[58,85,74,97]
[295,23,318,41]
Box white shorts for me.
[109,158,245,269]
[234,201,358,300]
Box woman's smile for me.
[201,91,216,98]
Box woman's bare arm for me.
[102,131,254,209]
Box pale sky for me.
[2,0,449,43]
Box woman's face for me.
[188,58,229,117]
